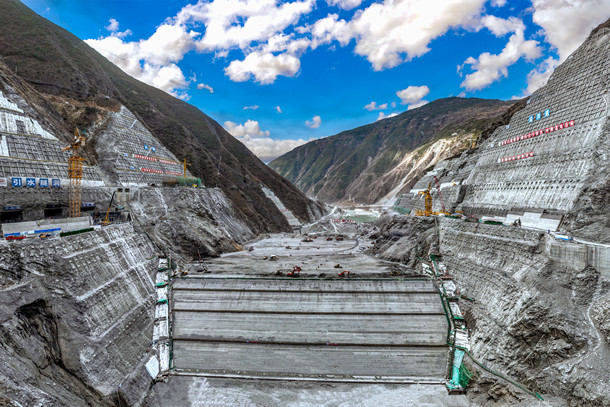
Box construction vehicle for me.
[62,129,86,218]
[287,266,301,277]
[102,190,117,225]
[415,182,433,216]
[338,270,350,277]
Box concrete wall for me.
[548,238,610,278]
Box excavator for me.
[287,266,301,277]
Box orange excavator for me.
[287,266,301,277]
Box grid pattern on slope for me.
[1,133,69,161]
[0,157,100,180]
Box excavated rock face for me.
[371,216,435,267]
[129,187,256,260]
[440,220,610,406]
[0,224,158,406]
[372,216,610,406]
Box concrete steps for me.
[171,277,448,381]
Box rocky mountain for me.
[270,97,516,205]
[0,0,324,232]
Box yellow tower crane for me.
[62,129,86,218]
[415,182,433,217]
[182,158,191,178]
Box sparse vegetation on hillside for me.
[0,0,323,231]
[270,97,516,204]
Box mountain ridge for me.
[270,96,516,204]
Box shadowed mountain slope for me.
[270,97,515,204]
[0,0,324,232]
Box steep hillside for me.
[270,97,514,204]
[0,0,324,232]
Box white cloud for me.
[364,101,388,111]
[459,22,541,91]
[532,0,610,62]
[519,56,559,97]
[177,0,314,52]
[396,85,430,105]
[491,0,506,6]
[197,83,214,93]
[104,18,131,39]
[276,105,283,113]
[309,0,486,70]
[224,119,270,138]
[307,14,351,49]
[240,137,308,162]
[377,112,398,121]
[480,15,524,37]
[306,115,321,129]
[86,23,196,95]
[225,51,301,84]
[243,105,260,110]
[326,0,363,10]
[106,18,120,32]
[224,118,305,162]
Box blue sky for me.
[23,0,610,162]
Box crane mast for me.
[62,129,86,218]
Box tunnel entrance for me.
[81,202,96,213]
[44,204,63,219]
[1,206,23,223]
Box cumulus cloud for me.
[309,0,486,70]
[480,15,524,37]
[396,85,429,106]
[532,0,610,62]
[86,23,196,95]
[306,115,321,129]
[377,111,398,121]
[326,0,363,10]
[224,119,270,138]
[243,105,260,110]
[225,51,301,84]
[176,0,314,51]
[224,119,306,162]
[197,83,214,93]
[88,1,315,91]
[364,101,388,111]
[240,137,308,162]
[459,21,541,91]
[276,105,283,113]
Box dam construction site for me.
[1,1,610,406]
